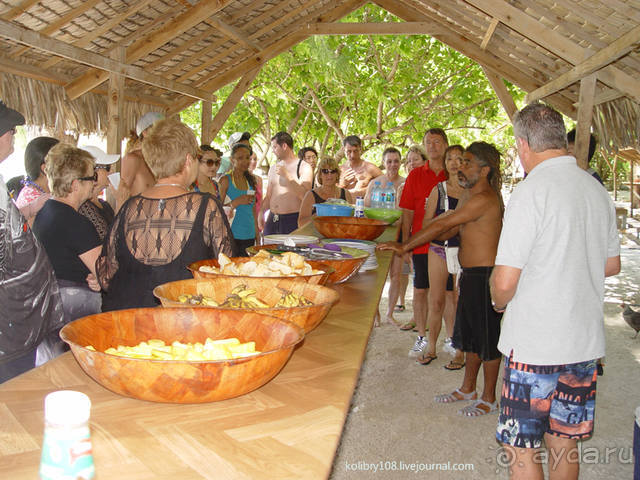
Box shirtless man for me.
[379,141,504,417]
[338,135,382,198]
[116,112,163,210]
[259,131,313,235]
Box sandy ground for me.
[330,237,640,480]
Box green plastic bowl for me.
[364,207,402,224]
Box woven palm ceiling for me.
[0,0,639,148]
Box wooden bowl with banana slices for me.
[154,277,340,333]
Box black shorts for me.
[412,252,453,290]
[263,212,299,235]
[413,253,429,289]
[452,266,502,361]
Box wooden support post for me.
[107,47,125,157]
[208,67,261,141]
[574,73,597,170]
[631,156,636,216]
[201,101,212,145]
[106,47,125,207]
[613,153,618,201]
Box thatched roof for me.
[1,0,639,150]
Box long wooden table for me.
[0,225,394,479]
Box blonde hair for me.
[141,119,199,179]
[316,157,340,186]
[406,144,427,163]
[45,143,95,197]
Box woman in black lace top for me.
[96,119,234,311]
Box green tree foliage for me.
[181,4,524,170]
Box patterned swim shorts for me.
[495,355,598,449]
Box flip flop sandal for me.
[434,388,477,404]
[399,321,415,331]
[458,399,498,417]
[444,360,465,371]
[394,305,406,312]
[416,353,437,365]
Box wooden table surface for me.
[0,224,395,480]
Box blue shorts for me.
[496,355,598,449]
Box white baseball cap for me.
[80,145,120,165]
[228,131,251,150]
[136,111,164,136]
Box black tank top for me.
[101,194,214,311]
[433,182,460,247]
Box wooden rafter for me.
[463,0,640,106]
[306,22,449,35]
[204,17,260,52]
[526,25,640,103]
[0,19,213,101]
[0,0,39,21]
[574,73,597,169]
[64,0,235,100]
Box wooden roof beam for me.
[307,22,449,35]
[64,0,234,100]
[0,18,213,101]
[463,0,640,105]
[204,17,261,53]
[525,25,640,103]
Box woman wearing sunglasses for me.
[32,143,103,363]
[78,146,119,241]
[192,145,221,199]
[298,157,353,228]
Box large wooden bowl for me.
[188,257,333,285]
[60,308,304,404]
[313,216,388,241]
[154,277,340,333]
[247,244,368,284]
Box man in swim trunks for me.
[490,103,620,480]
[380,141,504,417]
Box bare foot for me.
[384,315,400,326]
[374,310,381,327]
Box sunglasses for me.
[77,171,98,182]
[321,169,338,174]
[96,164,111,172]
[199,157,221,167]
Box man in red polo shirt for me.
[399,128,448,357]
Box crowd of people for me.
[0,98,621,479]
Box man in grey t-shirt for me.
[490,103,620,480]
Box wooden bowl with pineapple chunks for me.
[154,277,340,333]
[59,307,304,403]
[188,251,334,285]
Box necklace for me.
[154,183,188,190]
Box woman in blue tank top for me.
[219,143,257,255]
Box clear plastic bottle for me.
[40,390,95,480]
[371,181,382,208]
[354,196,365,217]
[384,182,396,209]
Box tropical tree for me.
[181,4,524,171]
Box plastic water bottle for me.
[371,181,382,208]
[384,182,396,209]
[354,197,365,217]
[40,390,95,480]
